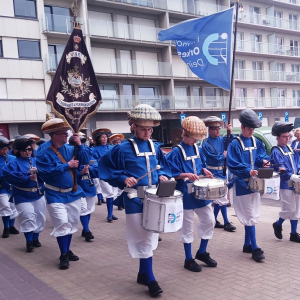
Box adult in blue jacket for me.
[99,104,171,298]
[36,118,91,270]
[3,136,46,252]
[271,122,300,243]
[167,116,217,273]
[227,109,269,262]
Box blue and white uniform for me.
[99,136,171,258]
[270,145,300,221]
[36,142,91,237]
[291,140,300,154]
[167,142,215,245]
[2,157,46,236]
[0,155,18,220]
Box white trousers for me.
[0,194,18,219]
[125,213,159,259]
[233,183,260,226]
[94,178,102,194]
[15,197,46,233]
[279,189,300,220]
[100,180,116,198]
[47,199,81,237]
[178,204,215,244]
[213,193,229,206]
[80,196,96,216]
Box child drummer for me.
[270,122,300,243]
[98,104,171,298]
[166,116,217,272]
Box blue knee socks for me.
[2,216,10,228]
[97,193,103,200]
[214,204,220,220]
[199,239,209,254]
[106,197,114,218]
[184,243,193,261]
[80,215,90,232]
[9,218,15,227]
[67,234,72,250]
[277,217,285,226]
[220,205,229,224]
[244,226,251,247]
[24,232,33,242]
[33,233,39,240]
[88,214,91,222]
[290,220,298,234]
[246,226,258,250]
[56,235,69,255]
[139,257,155,284]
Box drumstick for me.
[125,165,161,188]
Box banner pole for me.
[223,0,239,176]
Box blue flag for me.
[158,8,234,91]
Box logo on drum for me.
[267,186,278,194]
[168,213,176,224]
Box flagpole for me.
[223,0,239,176]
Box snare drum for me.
[142,188,183,233]
[249,172,280,195]
[292,178,300,195]
[193,178,227,200]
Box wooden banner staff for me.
[223,0,239,177]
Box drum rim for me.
[144,189,183,198]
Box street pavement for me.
[1,199,300,300]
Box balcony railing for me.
[96,0,168,10]
[41,13,85,34]
[45,54,173,77]
[275,0,299,5]
[234,69,300,82]
[89,20,169,44]
[97,95,231,111]
[235,97,300,109]
[239,11,300,32]
[237,40,300,57]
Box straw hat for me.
[41,118,71,134]
[182,116,207,140]
[109,134,125,143]
[24,133,41,142]
[129,104,161,127]
[203,116,224,128]
[91,128,111,137]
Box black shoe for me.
[81,230,85,237]
[59,253,69,270]
[107,217,113,223]
[195,251,217,267]
[102,199,106,203]
[148,280,163,298]
[9,226,19,234]
[184,258,202,272]
[112,215,118,220]
[118,206,123,211]
[224,222,236,232]
[68,250,79,261]
[273,222,283,239]
[26,241,34,252]
[290,232,300,243]
[2,228,9,238]
[227,203,231,207]
[97,200,102,205]
[33,239,41,247]
[215,220,224,229]
[158,236,162,242]
[85,231,94,242]
[137,273,148,286]
[243,244,252,253]
[252,248,265,262]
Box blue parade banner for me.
[158,8,234,90]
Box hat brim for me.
[206,121,223,127]
[109,134,125,142]
[43,126,71,134]
[133,120,160,127]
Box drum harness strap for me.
[271,145,296,174]
[128,138,156,188]
[235,136,257,170]
[176,144,200,175]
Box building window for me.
[254,88,265,107]
[252,61,263,80]
[249,6,260,24]
[235,60,245,80]
[205,87,223,108]
[48,44,65,71]
[293,90,300,106]
[236,32,244,51]
[44,6,71,33]
[14,0,37,19]
[139,86,160,109]
[98,84,119,109]
[17,40,41,59]
[235,88,246,108]
[0,39,2,58]
[290,40,299,56]
[289,14,298,30]
[251,34,262,53]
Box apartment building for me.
[0,0,299,142]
